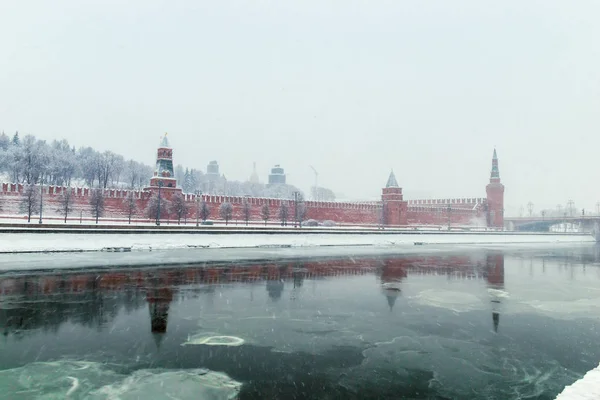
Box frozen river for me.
[1,245,600,399]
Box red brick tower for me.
[382,170,408,226]
[150,133,177,188]
[145,134,183,223]
[486,149,505,228]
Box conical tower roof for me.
[160,133,170,148]
[490,149,500,180]
[386,170,399,188]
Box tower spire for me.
[386,170,399,188]
[160,132,170,148]
[149,133,176,188]
[490,148,500,182]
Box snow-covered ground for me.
[556,362,600,399]
[0,241,594,273]
[0,231,594,254]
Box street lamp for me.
[293,191,299,228]
[38,176,44,224]
[196,189,202,227]
[156,181,163,226]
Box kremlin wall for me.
[0,135,504,228]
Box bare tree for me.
[527,201,534,217]
[261,203,270,226]
[293,192,307,227]
[219,202,233,225]
[20,184,39,223]
[125,160,140,189]
[567,199,575,217]
[242,198,251,226]
[279,203,289,226]
[297,202,307,226]
[57,188,74,223]
[145,193,171,223]
[90,189,105,224]
[200,199,211,222]
[171,193,189,225]
[123,191,137,224]
[99,151,121,189]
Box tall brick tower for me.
[486,149,505,228]
[150,133,177,188]
[382,170,407,226]
[146,134,183,222]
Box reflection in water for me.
[1,247,600,399]
[486,254,505,332]
[0,253,507,336]
[147,283,173,348]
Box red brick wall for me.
[0,183,488,227]
[0,184,380,225]
[406,207,484,226]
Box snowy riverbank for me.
[556,362,600,399]
[0,230,594,254]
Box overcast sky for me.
[1,0,599,215]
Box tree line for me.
[0,131,311,201]
[0,131,326,224]
[15,182,309,226]
[0,132,153,189]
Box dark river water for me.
[1,245,600,399]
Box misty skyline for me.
[1,1,599,216]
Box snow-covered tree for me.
[0,132,9,151]
[200,198,210,222]
[98,151,122,188]
[171,193,189,225]
[124,160,140,189]
[296,202,307,227]
[174,164,185,187]
[57,188,74,223]
[145,193,171,224]
[279,203,289,226]
[261,203,270,226]
[48,139,77,186]
[90,189,105,224]
[219,202,233,225]
[189,169,203,192]
[136,164,153,189]
[242,198,251,226]
[123,191,137,224]
[78,147,101,187]
[20,184,40,223]
[20,135,49,184]
[311,186,336,201]
[183,168,192,193]
[110,155,125,187]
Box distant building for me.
[206,161,220,181]
[249,162,259,184]
[268,165,286,185]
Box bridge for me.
[505,215,600,232]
